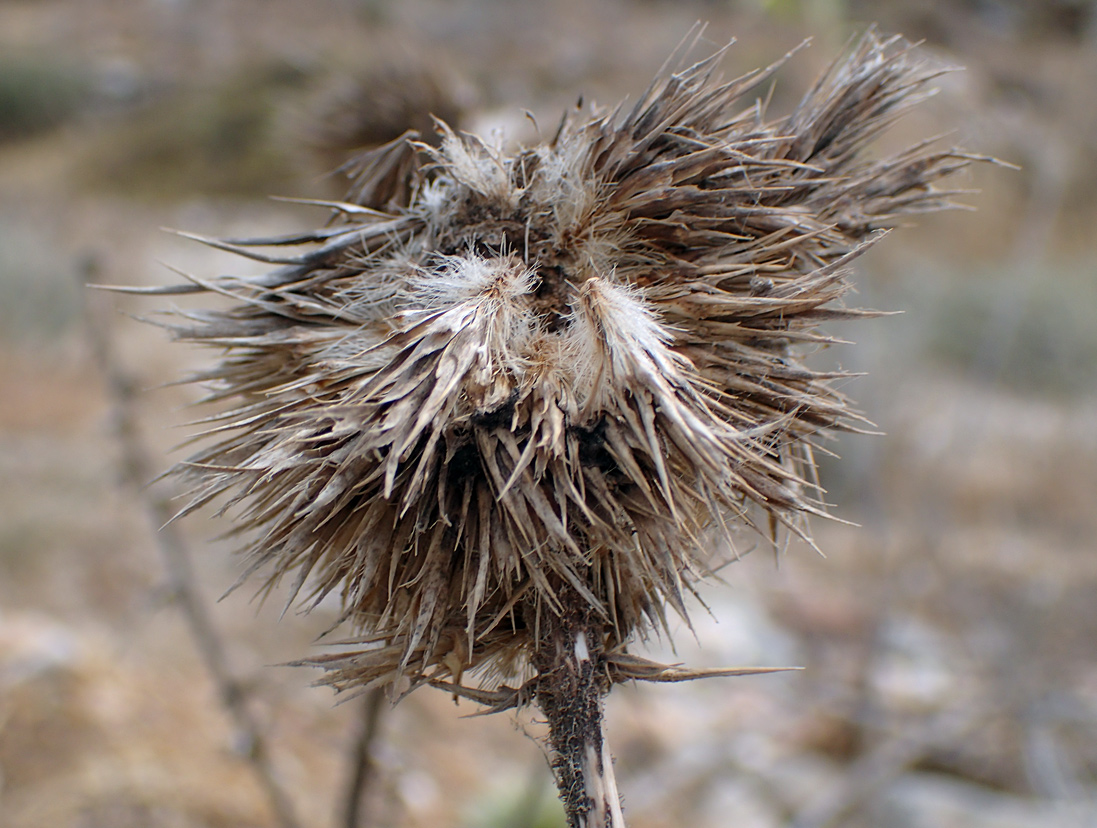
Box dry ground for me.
[2,2,1096,827]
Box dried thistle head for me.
[305,56,468,169]
[154,31,982,702]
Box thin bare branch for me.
[340,688,387,828]
[79,257,304,828]
[790,706,982,828]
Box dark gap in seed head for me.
[445,441,481,485]
[530,264,572,333]
[574,421,620,477]
[470,393,519,429]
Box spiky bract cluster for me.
[156,32,977,699]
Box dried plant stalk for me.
[529,587,624,827]
[82,263,303,828]
[124,28,991,827]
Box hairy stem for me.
[531,591,626,828]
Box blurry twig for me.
[1023,711,1087,802]
[790,706,982,828]
[340,688,386,828]
[788,547,981,828]
[79,256,304,828]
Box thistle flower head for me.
[155,31,980,702]
[307,56,467,163]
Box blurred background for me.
[1,1,1095,826]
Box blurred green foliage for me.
[926,262,1097,396]
[0,57,89,142]
[77,61,310,199]
[0,218,81,344]
[461,775,566,828]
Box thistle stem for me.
[531,594,626,828]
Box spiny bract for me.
[152,31,978,701]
